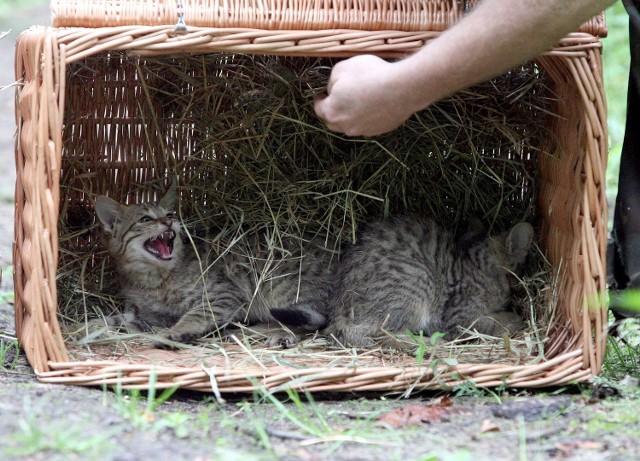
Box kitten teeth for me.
[144,231,176,260]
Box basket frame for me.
[14,23,608,392]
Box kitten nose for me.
[159,217,172,227]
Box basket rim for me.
[19,25,607,62]
[35,348,591,392]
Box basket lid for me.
[50,0,607,36]
[51,0,465,30]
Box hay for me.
[67,320,549,369]
[57,52,557,366]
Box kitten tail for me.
[270,305,328,332]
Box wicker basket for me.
[14,1,609,392]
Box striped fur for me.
[325,216,533,348]
[95,186,335,347]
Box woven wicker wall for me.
[13,4,608,392]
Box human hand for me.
[314,55,418,137]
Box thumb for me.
[314,94,329,121]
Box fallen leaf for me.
[292,448,323,461]
[554,440,604,453]
[377,401,453,429]
[479,419,501,433]
[429,395,453,407]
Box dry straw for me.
[57,53,556,369]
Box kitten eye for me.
[139,216,153,223]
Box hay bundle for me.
[57,52,556,363]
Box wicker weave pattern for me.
[47,25,448,60]
[39,350,589,392]
[14,21,608,392]
[50,0,608,37]
[51,0,467,30]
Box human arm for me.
[314,0,615,137]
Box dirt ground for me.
[1,3,640,461]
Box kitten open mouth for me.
[144,231,175,260]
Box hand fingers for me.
[315,67,337,120]
[326,69,336,95]
[313,94,328,123]
[314,96,348,134]
[315,58,347,122]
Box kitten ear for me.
[158,180,177,210]
[95,196,122,233]
[506,222,534,261]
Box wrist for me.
[391,51,450,115]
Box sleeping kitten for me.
[94,184,334,347]
[324,216,533,348]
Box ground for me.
[1,2,640,461]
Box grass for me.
[113,396,192,437]
[109,371,188,434]
[107,381,406,458]
[0,263,13,305]
[246,387,399,449]
[517,415,528,461]
[601,324,640,381]
[581,398,640,437]
[0,337,19,369]
[451,379,506,403]
[3,396,117,459]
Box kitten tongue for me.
[147,239,171,259]
[145,232,174,260]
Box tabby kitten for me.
[94,184,334,347]
[324,216,533,348]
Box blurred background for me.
[0,0,50,296]
[603,1,631,217]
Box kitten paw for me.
[376,335,414,353]
[470,312,525,338]
[152,330,197,349]
[267,330,299,349]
